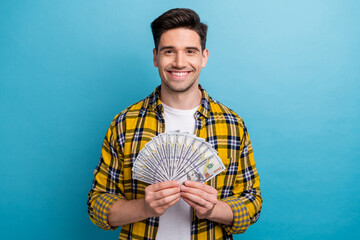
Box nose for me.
[173,52,186,68]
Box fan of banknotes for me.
[132,131,225,184]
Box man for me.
[87,8,262,240]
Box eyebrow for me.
[159,46,201,52]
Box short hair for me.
[151,8,208,52]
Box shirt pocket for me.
[214,157,238,199]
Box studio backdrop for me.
[1,1,359,239]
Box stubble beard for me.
[162,77,198,93]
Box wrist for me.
[208,200,220,219]
[207,200,234,225]
[142,198,156,218]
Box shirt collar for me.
[148,85,211,119]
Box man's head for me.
[151,9,209,94]
[151,8,208,52]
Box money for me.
[132,132,225,184]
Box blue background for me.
[1,1,359,239]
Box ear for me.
[153,48,158,67]
[201,49,209,68]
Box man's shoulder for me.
[110,91,155,127]
[208,96,245,125]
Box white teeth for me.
[171,72,188,76]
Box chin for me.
[163,80,197,93]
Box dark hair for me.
[151,8,208,52]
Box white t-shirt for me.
[155,102,200,240]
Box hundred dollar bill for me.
[143,142,168,177]
[181,154,225,183]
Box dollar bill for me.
[132,132,225,184]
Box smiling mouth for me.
[167,70,192,79]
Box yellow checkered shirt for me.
[87,86,262,240]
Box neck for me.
[160,83,202,110]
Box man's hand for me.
[144,181,181,217]
[180,180,218,219]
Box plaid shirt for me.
[87,86,262,240]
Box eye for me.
[164,50,174,55]
[187,49,198,55]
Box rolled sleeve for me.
[89,193,125,230]
[221,196,251,234]
[87,115,127,230]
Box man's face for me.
[153,28,209,93]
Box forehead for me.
[159,28,201,48]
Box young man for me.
[87,8,262,240]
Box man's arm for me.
[87,123,182,229]
[107,181,181,227]
[87,123,124,230]
[180,123,262,234]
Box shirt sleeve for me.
[221,124,262,234]
[87,117,126,230]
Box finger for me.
[184,181,218,195]
[181,191,215,209]
[180,185,217,205]
[152,192,181,208]
[182,195,207,213]
[147,181,180,192]
[163,194,181,209]
[152,187,181,200]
